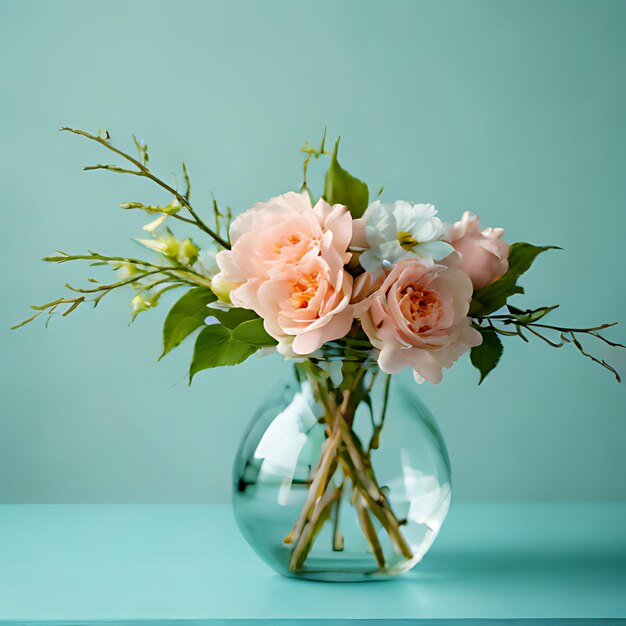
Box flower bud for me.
[116,262,139,280]
[211,274,235,303]
[131,294,150,314]
[178,238,199,266]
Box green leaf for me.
[470,327,504,384]
[160,287,216,359]
[231,318,277,347]
[132,134,149,166]
[324,139,369,218]
[506,304,559,324]
[470,243,560,315]
[189,324,259,382]
[206,306,259,329]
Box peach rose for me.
[355,259,482,383]
[213,192,355,354]
[447,212,509,291]
[256,255,355,355]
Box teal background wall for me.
[1,0,624,503]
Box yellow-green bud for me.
[178,239,199,266]
[163,236,180,259]
[131,294,150,314]
[117,262,139,280]
[211,275,234,304]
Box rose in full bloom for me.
[254,254,355,355]
[447,212,509,291]
[359,201,453,274]
[213,192,355,354]
[355,259,482,383]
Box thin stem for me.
[331,481,345,552]
[288,485,342,572]
[61,127,231,249]
[567,332,622,383]
[370,374,391,451]
[45,252,213,288]
[283,425,341,550]
[478,313,618,334]
[300,128,327,195]
[121,203,199,228]
[65,269,163,294]
[525,325,564,348]
[353,488,386,569]
[473,312,624,382]
[336,450,413,560]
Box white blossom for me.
[359,200,453,274]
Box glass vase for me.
[232,356,451,581]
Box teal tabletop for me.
[0,503,624,624]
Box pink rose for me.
[355,259,482,383]
[447,212,509,291]
[214,192,355,354]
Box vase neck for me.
[295,357,379,386]
[294,358,383,429]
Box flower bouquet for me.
[17,128,623,581]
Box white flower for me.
[359,201,453,273]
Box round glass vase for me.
[233,357,451,582]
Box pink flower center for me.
[400,286,440,330]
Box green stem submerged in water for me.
[284,361,412,573]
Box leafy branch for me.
[467,242,623,384]
[473,305,624,383]
[12,250,212,329]
[60,127,231,249]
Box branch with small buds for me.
[60,127,231,249]
[12,250,213,329]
